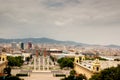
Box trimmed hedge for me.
[0,76,21,80]
[54,74,66,77]
[16,73,28,76]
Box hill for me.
[0,38,120,48]
[0,37,87,46]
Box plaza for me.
[20,72,63,80]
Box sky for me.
[0,0,120,45]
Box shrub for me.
[16,73,28,77]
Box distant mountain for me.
[0,37,88,46]
[105,44,120,48]
[0,38,120,48]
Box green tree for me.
[0,76,21,80]
[89,65,120,80]
[3,66,11,75]
[70,70,76,76]
[6,76,21,80]
[57,57,74,69]
[7,56,24,67]
[61,70,87,80]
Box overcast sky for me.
[0,0,120,45]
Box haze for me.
[0,0,120,45]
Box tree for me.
[57,57,74,69]
[89,65,120,80]
[4,66,11,75]
[0,76,21,80]
[61,70,87,80]
[70,70,76,76]
[7,56,24,67]
[6,76,21,80]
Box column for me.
[47,56,49,70]
[43,56,45,70]
[34,56,36,70]
[39,57,40,70]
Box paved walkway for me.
[20,72,63,80]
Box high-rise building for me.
[28,42,32,49]
[20,42,24,50]
[11,42,17,50]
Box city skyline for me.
[0,0,120,45]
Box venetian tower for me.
[33,48,50,72]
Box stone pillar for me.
[39,57,40,70]
[47,56,49,70]
[34,56,36,70]
[43,56,45,70]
